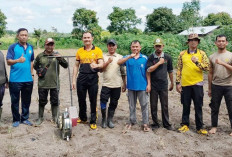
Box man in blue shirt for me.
[6,28,34,127]
[118,40,151,132]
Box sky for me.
[0,0,232,33]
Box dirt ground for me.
[0,49,232,157]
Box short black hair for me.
[216,34,227,41]
[17,28,28,35]
[82,31,94,37]
[130,40,141,46]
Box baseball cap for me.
[154,38,164,46]
[107,39,117,45]
[45,38,55,45]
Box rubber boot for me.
[0,107,2,126]
[35,105,44,126]
[107,109,115,128]
[51,105,59,123]
[101,109,107,128]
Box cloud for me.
[10,6,33,16]
[50,8,63,14]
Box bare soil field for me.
[0,49,232,157]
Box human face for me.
[188,38,199,49]
[107,43,117,55]
[130,42,141,54]
[215,37,228,50]
[82,32,93,46]
[45,43,55,54]
[17,30,28,44]
[154,44,164,55]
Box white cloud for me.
[11,6,33,16]
[50,8,63,14]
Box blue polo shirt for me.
[6,42,34,82]
[123,53,147,91]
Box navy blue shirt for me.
[147,52,173,91]
[6,42,34,82]
[123,53,147,91]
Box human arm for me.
[208,61,213,97]
[120,65,126,92]
[146,72,151,93]
[101,57,113,72]
[215,58,232,72]
[176,53,183,93]
[7,54,25,65]
[53,52,68,68]
[117,53,136,65]
[72,60,80,89]
[168,72,174,91]
[191,51,209,71]
[147,58,164,73]
[31,62,34,78]
[90,59,104,69]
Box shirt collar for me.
[106,52,117,57]
[153,52,164,58]
[84,45,95,50]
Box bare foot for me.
[209,127,217,134]
[229,132,232,136]
[143,124,150,132]
[122,124,132,134]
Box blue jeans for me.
[9,82,33,122]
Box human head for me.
[44,38,55,53]
[187,33,200,49]
[107,39,117,54]
[130,40,141,54]
[17,28,29,44]
[215,34,228,51]
[82,31,94,46]
[154,38,164,54]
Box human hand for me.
[5,83,9,89]
[176,84,182,93]
[208,89,211,97]
[107,57,113,63]
[122,83,126,92]
[169,83,174,91]
[90,62,99,69]
[191,56,198,63]
[72,82,76,90]
[130,53,136,58]
[215,59,223,65]
[146,84,151,93]
[159,58,165,65]
[17,54,25,63]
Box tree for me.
[33,28,42,49]
[0,10,7,38]
[107,7,141,34]
[202,12,232,26]
[145,7,178,33]
[178,0,202,31]
[72,8,102,41]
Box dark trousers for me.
[9,82,33,122]
[38,88,59,107]
[0,84,5,107]
[150,89,171,128]
[211,84,232,128]
[181,85,204,130]
[77,82,98,124]
[100,86,121,111]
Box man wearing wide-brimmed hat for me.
[176,33,209,135]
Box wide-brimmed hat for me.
[187,33,200,42]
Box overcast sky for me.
[1,0,232,33]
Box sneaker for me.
[12,121,20,127]
[21,120,33,126]
[197,129,208,135]
[77,118,88,124]
[178,125,189,132]
[90,123,97,130]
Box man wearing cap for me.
[72,31,103,130]
[100,39,126,128]
[176,33,209,135]
[118,40,150,132]
[146,38,174,130]
[6,28,34,127]
[208,35,232,136]
[0,42,8,125]
[33,38,68,125]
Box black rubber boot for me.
[51,105,59,123]
[0,107,2,126]
[107,109,115,128]
[101,109,107,128]
[35,105,45,126]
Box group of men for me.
[0,28,232,136]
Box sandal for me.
[122,124,132,134]
[143,124,150,132]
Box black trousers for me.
[100,86,121,111]
[181,85,204,130]
[38,88,59,107]
[211,84,232,128]
[150,89,171,128]
[77,81,98,124]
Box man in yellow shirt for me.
[72,32,103,130]
[176,33,209,135]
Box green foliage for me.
[71,8,102,41]
[107,7,142,35]
[178,0,202,31]
[202,12,232,26]
[145,7,178,33]
[0,10,7,38]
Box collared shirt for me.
[147,52,173,91]
[6,42,34,82]
[0,51,8,85]
[176,49,209,86]
[102,52,125,88]
[123,53,147,91]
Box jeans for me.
[9,82,33,122]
